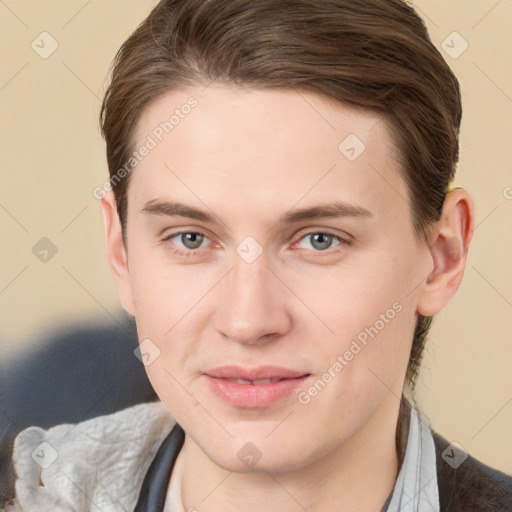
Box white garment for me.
[4,401,176,512]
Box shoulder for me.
[432,431,512,511]
[8,400,175,512]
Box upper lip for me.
[205,365,309,381]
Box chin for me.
[197,426,324,475]
[209,446,309,475]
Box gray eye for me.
[293,230,349,255]
[308,233,334,251]
[179,232,205,249]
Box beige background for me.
[1,1,511,473]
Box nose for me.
[213,254,292,346]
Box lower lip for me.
[205,375,311,408]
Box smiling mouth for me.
[203,367,312,408]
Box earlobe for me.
[100,191,135,315]
[417,188,475,316]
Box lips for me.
[204,365,311,408]
[205,365,308,381]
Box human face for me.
[112,85,431,473]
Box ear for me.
[417,188,475,316]
[100,190,135,315]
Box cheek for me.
[129,248,209,327]
[127,250,212,392]
[295,251,413,333]
[293,251,417,388]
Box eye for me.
[293,231,349,253]
[162,231,211,256]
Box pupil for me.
[183,233,203,249]
[312,233,331,250]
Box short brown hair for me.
[99,0,462,391]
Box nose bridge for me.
[214,250,290,344]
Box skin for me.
[101,85,474,512]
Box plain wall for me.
[1,0,511,474]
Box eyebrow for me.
[141,199,373,225]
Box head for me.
[99,0,474,473]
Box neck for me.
[180,393,404,512]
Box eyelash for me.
[161,230,351,258]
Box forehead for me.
[134,85,395,155]
[129,85,407,226]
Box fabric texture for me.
[4,401,175,512]
[432,431,512,511]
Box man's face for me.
[116,85,431,473]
